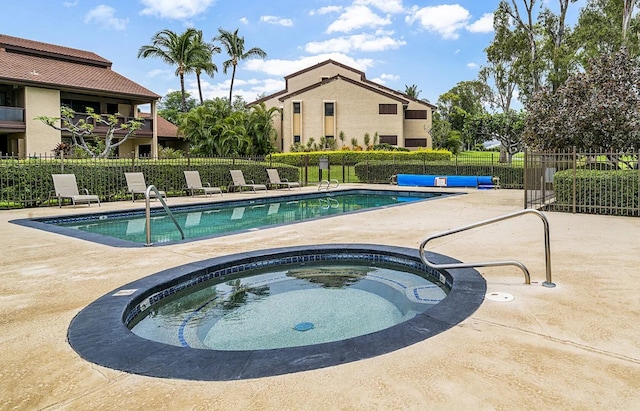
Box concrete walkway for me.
[1,185,639,410]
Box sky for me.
[1,0,586,108]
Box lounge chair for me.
[51,174,100,208]
[266,168,300,190]
[183,170,222,196]
[125,172,166,202]
[229,169,267,193]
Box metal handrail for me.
[145,185,184,246]
[318,179,340,191]
[418,209,555,287]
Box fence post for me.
[342,155,345,183]
[60,151,64,173]
[571,146,577,214]
[131,151,135,171]
[523,150,528,209]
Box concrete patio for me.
[1,185,639,410]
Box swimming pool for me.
[13,189,454,247]
[67,244,486,380]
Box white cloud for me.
[139,0,215,20]
[305,33,405,54]
[239,17,249,25]
[190,77,286,102]
[406,4,470,40]
[370,72,400,84]
[467,62,478,69]
[260,15,293,27]
[354,0,404,14]
[146,68,176,81]
[309,6,343,16]
[466,13,494,33]
[327,5,392,34]
[63,0,78,7]
[84,5,128,31]
[245,54,375,77]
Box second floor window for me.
[379,104,397,114]
[293,102,301,113]
[324,102,334,116]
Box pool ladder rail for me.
[318,179,340,191]
[419,208,555,288]
[144,185,185,246]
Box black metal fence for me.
[524,148,639,216]
[0,151,523,209]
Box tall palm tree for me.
[214,28,267,106]
[189,30,220,105]
[404,84,422,99]
[138,28,210,112]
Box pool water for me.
[45,190,449,245]
[130,262,448,350]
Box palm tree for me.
[138,28,210,112]
[214,28,267,106]
[404,84,422,99]
[189,30,220,105]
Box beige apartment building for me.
[249,59,435,152]
[0,34,174,159]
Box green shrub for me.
[267,149,452,167]
[554,169,639,214]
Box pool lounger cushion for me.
[396,174,497,188]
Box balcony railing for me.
[71,113,153,136]
[0,106,25,122]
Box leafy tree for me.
[158,90,197,125]
[523,47,640,153]
[437,81,491,149]
[404,84,422,99]
[492,1,579,102]
[573,0,640,67]
[464,111,526,163]
[215,28,267,106]
[138,28,210,112]
[246,103,280,155]
[37,107,142,158]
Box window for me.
[107,103,118,114]
[294,135,301,143]
[293,102,301,113]
[405,110,427,119]
[138,144,151,158]
[379,135,398,145]
[405,138,427,148]
[324,102,334,116]
[379,104,397,115]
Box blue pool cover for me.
[397,174,494,188]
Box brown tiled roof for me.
[0,34,111,66]
[278,74,410,104]
[0,34,160,100]
[139,113,180,138]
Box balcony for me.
[0,106,26,132]
[71,113,153,138]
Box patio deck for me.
[1,185,639,409]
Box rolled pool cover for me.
[396,174,494,188]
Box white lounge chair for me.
[51,174,100,208]
[229,170,267,193]
[125,172,166,202]
[266,168,300,190]
[183,170,222,196]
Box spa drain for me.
[294,322,314,332]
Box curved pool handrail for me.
[318,179,340,191]
[145,185,185,246]
[418,208,555,287]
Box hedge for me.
[267,149,452,166]
[0,159,299,208]
[553,169,639,214]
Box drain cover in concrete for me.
[485,292,514,302]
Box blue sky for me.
[2,0,585,107]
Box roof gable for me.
[278,74,409,104]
